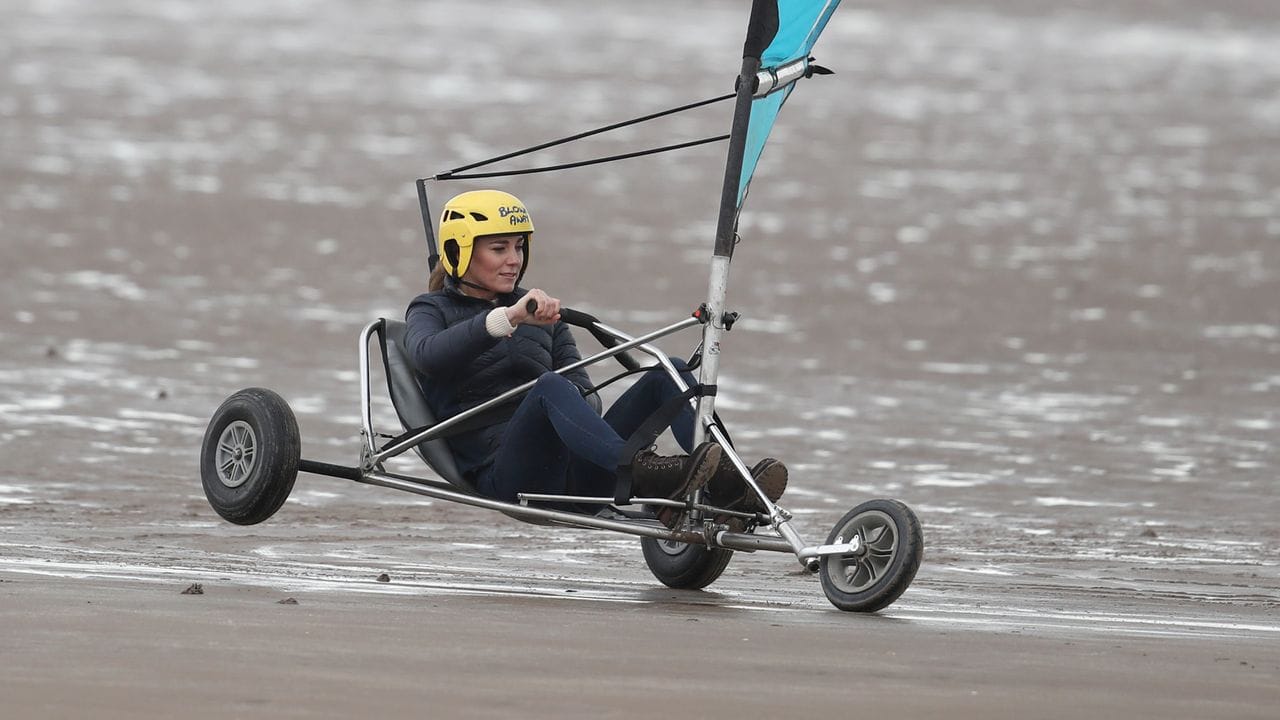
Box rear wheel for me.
[200,388,300,525]
[819,499,923,612]
[640,537,733,590]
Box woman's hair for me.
[428,263,447,292]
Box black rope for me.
[434,92,734,180]
[437,134,730,181]
[589,364,660,396]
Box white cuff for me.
[485,307,516,338]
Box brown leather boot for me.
[632,442,721,528]
[705,455,788,530]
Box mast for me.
[416,179,439,271]
[693,0,778,446]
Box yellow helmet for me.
[437,189,534,281]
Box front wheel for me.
[819,499,923,612]
[200,387,300,525]
[640,537,733,590]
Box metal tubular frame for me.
[319,310,859,568]
[363,315,701,467]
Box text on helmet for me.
[498,205,529,225]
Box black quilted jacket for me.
[403,280,592,476]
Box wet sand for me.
[3,570,1278,720]
[2,0,1279,716]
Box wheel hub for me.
[215,420,257,489]
[827,510,897,594]
[840,533,866,556]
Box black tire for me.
[200,387,300,525]
[819,499,923,612]
[640,537,733,590]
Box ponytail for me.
[428,263,447,292]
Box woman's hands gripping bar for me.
[508,290,560,326]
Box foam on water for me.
[920,362,991,376]
[1203,324,1278,340]
[117,409,203,425]
[913,472,995,489]
[0,484,36,505]
[1035,497,1135,509]
[291,489,343,506]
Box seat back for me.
[377,319,476,493]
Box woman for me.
[403,189,785,528]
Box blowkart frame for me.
[200,301,923,612]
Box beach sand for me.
[2,0,1278,716]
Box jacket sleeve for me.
[404,298,500,379]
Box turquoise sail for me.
[737,0,841,207]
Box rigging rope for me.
[436,134,730,180]
[428,92,735,182]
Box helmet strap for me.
[454,275,506,300]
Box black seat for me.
[376,319,477,494]
[376,314,646,518]
[378,318,576,524]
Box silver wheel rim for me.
[829,509,899,594]
[215,420,257,488]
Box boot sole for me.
[744,458,787,510]
[715,458,788,511]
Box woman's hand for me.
[507,288,561,326]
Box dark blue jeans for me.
[475,360,696,503]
